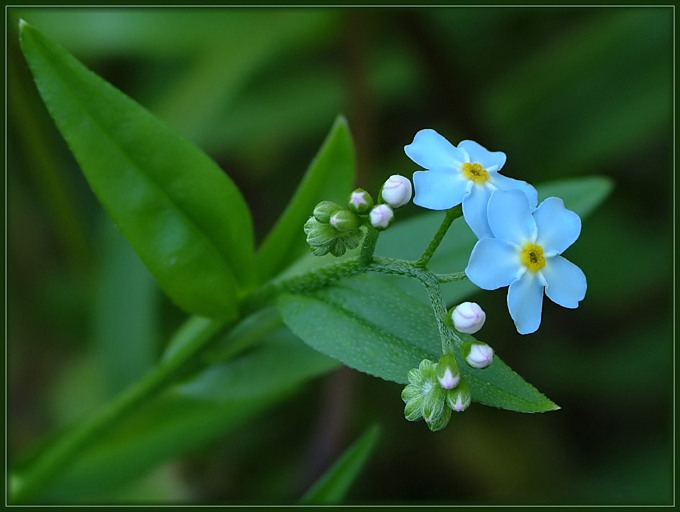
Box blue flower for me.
[405,129,537,238]
[465,189,586,335]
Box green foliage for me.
[256,116,356,281]
[278,275,559,413]
[300,424,381,504]
[19,20,254,321]
[9,6,671,506]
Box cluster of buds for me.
[304,175,413,256]
[304,201,364,257]
[401,354,472,431]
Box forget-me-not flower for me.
[405,129,537,238]
[465,189,586,335]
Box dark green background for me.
[7,6,674,504]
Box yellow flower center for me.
[520,243,546,273]
[461,162,489,184]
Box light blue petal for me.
[413,169,469,210]
[534,197,582,255]
[462,185,493,239]
[507,272,544,335]
[489,174,538,209]
[465,238,522,290]
[487,189,537,244]
[458,140,506,171]
[404,129,464,170]
[542,255,587,308]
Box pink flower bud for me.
[369,204,394,229]
[381,175,413,208]
[465,343,494,369]
[451,302,486,334]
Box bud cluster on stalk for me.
[304,175,413,257]
[401,354,472,431]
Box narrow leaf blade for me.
[19,21,254,320]
[255,116,355,282]
[299,424,381,504]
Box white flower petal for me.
[534,197,582,255]
[404,129,463,170]
[462,186,493,239]
[487,189,537,244]
[413,170,468,210]
[466,238,522,290]
[542,255,587,308]
[458,140,506,170]
[507,272,545,335]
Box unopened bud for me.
[380,174,413,208]
[446,379,472,413]
[451,302,486,334]
[313,201,342,223]
[463,342,494,369]
[369,204,394,229]
[348,188,374,215]
[329,210,361,232]
[436,354,460,390]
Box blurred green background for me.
[7,6,674,505]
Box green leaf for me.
[34,325,338,502]
[299,424,381,504]
[536,175,614,219]
[93,217,159,396]
[255,116,356,282]
[277,275,558,412]
[19,20,254,320]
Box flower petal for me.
[465,238,522,290]
[462,185,493,239]
[542,255,587,308]
[404,129,463,170]
[487,189,537,244]
[413,169,468,210]
[507,272,544,334]
[489,174,538,209]
[458,140,506,171]
[534,197,582,255]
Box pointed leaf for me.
[300,424,381,504]
[19,21,254,320]
[255,116,355,282]
[278,275,558,412]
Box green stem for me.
[436,271,467,284]
[415,206,462,268]
[11,317,226,503]
[359,225,380,267]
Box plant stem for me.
[11,317,226,503]
[359,224,379,267]
[415,205,462,268]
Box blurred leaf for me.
[37,326,338,501]
[299,424,381,504]
[93,217,159,395]
[20,21,254,320]
[278,275,558,412]
[536,175,613,219]
[483,9,672,178]
[152,11,336,146]
[256,116,356,282]
[178,323,339,400]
